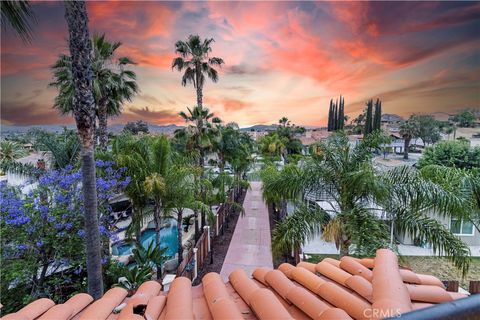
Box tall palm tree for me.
[143,136,171,279]
[399,120,418,160]
[179,106,219,230]
[262,133,471,274]
[50,34,138,150]
[1,0,35,43]
[172,35,224,107]
[64,0,103,299]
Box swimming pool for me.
[111,219,179,258]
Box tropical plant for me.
[399,119,418,160]
[1,0,35,43]
[258,133,287,160]
[172,34,224,107]
[0,141,28,165]
[132,240,169,272]
[179,105,218,169]
[50,34,138,150]
[33,128,81,169]
[420,165,480,233]
[64,1,103,299]
[116,265,152,295]
[262,133,471,274]
[418,140,480,169]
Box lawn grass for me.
[305,254,480,289]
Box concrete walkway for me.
[220,181,273,282]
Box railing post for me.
[470,281,480,294]
[216,214,219,236]
[204,225,211,252]
[193,248,198,281]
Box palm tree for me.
[258,133,288,160]
[0,141,28,164]
[172,35,224,107]
[50,34,138,150]
[179,106,218,169]
[179,106,220,230]
[399,120,418,160]
[64,0,103,299]
[279,117,290,127]
[112,135,151,246]
[262,133,471,273]
[34,128,80,169]
[1,0,35,43]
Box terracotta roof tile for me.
[315,261,352,287]
[372,249,411,318]
[2,249,469,320]
[339,257,373,282]
[164,277,194,319]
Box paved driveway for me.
[220,181,273,282]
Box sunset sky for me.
[1,1,479,127]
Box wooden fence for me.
[176,189,237,281]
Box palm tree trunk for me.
[194,210,199,242]
[97,98,108,150]
[196,66,202,107]
[403,138,410,160]
[177,208,184,265]
[154,204,162,280]
[134,207,143,248]
[339,240,350,257]
[65,0,103,299]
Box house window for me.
[450,219,474,236]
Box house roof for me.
[2,249,467,320]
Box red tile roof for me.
[1,249,468,320]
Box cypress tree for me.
[334,99,339,131]
[327,99,333,131]
[364,100,373,135]
[376,99,382,130]
[338,96,345,130]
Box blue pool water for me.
[112,220,178,258]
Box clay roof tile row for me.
[1,249,469,320]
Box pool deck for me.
[220,181,273,282]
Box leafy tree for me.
[50,34,138,150]
[172,35,224,107]
[451,110,476,128]
[411,115,441,146]
[418,140,480,169]
[0,163,128,312]
[399,119,418,160]
[123,120,149,135]
[64,1,103,298]
[262,133,471,273]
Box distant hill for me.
[240,124,278,132]
[1,123,183,134]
